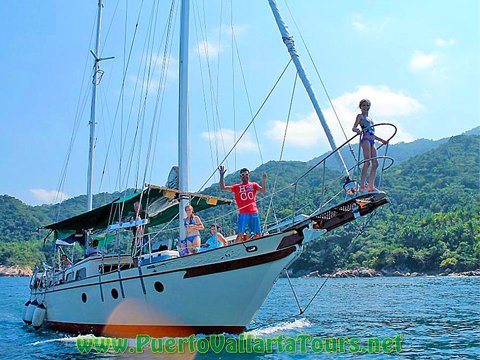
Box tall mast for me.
[178,0,190,242]
[87,0,104,211]
[268,0,349,177]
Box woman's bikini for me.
[184,217,200,243]
[360,114,375,146]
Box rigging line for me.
[98,89,118,193]
[55,14,98,219]
[199,0,229,169]
[285,269,303,313]
[282,0,357,162]
[351,210,377,244]
[232,31,264,165]
[123,2,165,189]
[100,0,121,54]
[197,59,292,192]
[263,72,298,232]
[133,0,162,189]
[119,0,128,187]
[140,0,177,192]
[122,1,163,189]
[312,188,344,215]
[97,0,150,193]
[99,1,147,193]
[148,5,179,183]
[55,85,90,212]
[229,0,237,171]
[139,0,176,186]
[302,276,329,314]
[119,1,155,190]
[119,1,163,190]
[199,0,221,166]
[248,273,330,332]
[215,0,223,109]
[118,0,155,190]
[192,3,216,174]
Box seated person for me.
[200,224,228,251]
[86,239,103,257]
[152,244,169,252]
[61,254,72,270]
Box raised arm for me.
[257,171,267,194]
[218,166,232,192]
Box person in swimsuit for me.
[181,204,204,255]
[200,224,228,252]
[352,99,388,192]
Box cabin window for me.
[75,268,87,280]
[111,288,119,299]
[100,263,133,274]
[154,281,164,293]
[66,272,74,282]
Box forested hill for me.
[290,134,479,275]
[0,134,478,274]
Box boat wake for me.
[246,318,312,337]
[28,334,97,346]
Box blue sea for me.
[1,276,478,359]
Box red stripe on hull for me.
[45,321,245,338]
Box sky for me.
[0,0,478,206]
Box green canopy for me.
[43,185,232,232]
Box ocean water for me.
[1,276,478,359]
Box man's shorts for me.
[237,213,261,235]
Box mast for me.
[87,0,104,211]
[178,0,190,242]
[267,0,349,177]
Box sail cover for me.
[43,185,233,232]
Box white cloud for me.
[266,114,328,148]
[196,41,222,59]
[218,24,248,37]
[201,128,257,152]
[129,54,178,93]
[349,14,388,33]
[352,21,368,32]
[330,85,423,118]
[266,85,422,148]
[410,51,438,71]
[435,38,456,47]
[29,189,70,204]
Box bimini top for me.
[43,185,233,232]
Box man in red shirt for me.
[219,166,267,243]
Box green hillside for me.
[292,134,479,274]
[0,135,478,274]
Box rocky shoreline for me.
[301,268,480,278]
[1,264,479,278]
[0,265,33,277]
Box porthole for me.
[111,288,119,299]
[81,293,87,303]
[154,281,164,293]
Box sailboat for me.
[22,0,395,337]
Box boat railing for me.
[267,123,397,232]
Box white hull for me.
[32,230,303,337]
